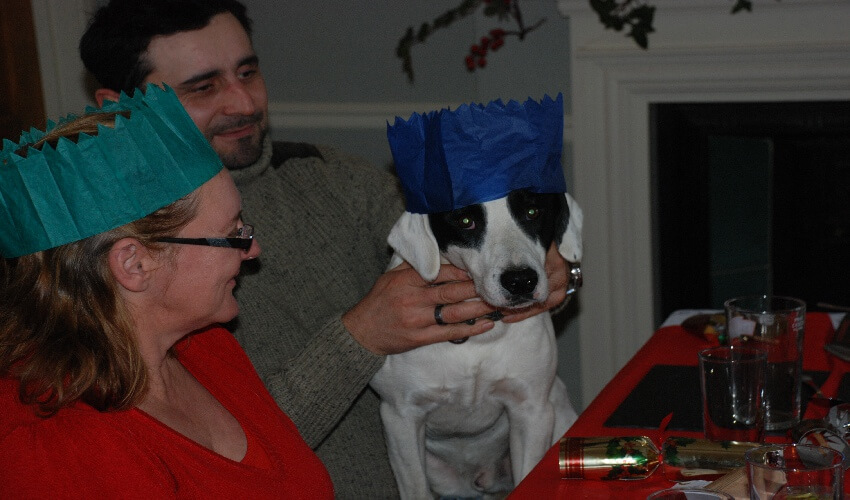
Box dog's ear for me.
[387,212,442,282]
[555,193,583,263]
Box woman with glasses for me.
[0,86,333,497]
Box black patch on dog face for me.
[507,189,563,248]
[553,194,570,248]
[429,204,487,252]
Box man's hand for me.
[343,262,497,355]
[501,243,573,324]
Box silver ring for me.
[434,304,446,325]
[566,263,582,296]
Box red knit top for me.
[0,326,334,499]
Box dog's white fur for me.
[371,192,583,499]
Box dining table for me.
[508,310,850,499]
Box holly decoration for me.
[396,0,544,83]
[602,437,655,480]
[590,0,776,49]
[589,0,656,49]
[397,0,780,82]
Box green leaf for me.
[416,22,431,41]
[628,24,648,48]
[402,55,414,83]
[732,0,753,14]
[395,28,414,58]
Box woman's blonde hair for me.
[0,111,199,416]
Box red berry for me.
[478,57,487,68]
[490,28,505,38]
[491,38,505,50]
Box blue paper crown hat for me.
[0,84,223,258]
[387,93,566,214]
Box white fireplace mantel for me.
[557,0,850,405]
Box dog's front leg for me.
[380,402,433,500]
[507,401,556,483]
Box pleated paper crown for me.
[0,84,222,258]
[387,93,566,214]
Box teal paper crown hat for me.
[0,84,222,258]
[387,93,566,214]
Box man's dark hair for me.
[80,0,252,94]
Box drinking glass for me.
[746,444,844,499]
[725,295,805,431]
[699,345,767,442]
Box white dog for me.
[370,188,583,499]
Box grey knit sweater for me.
[228,138,404,498]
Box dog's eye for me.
[457,216,475,229]
[526,207,540,220]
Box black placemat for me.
[604,365,701,431]
[604,365,829,432]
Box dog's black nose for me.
[500,267,538,295]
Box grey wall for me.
[246,0,572,165]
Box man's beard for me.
[207,112,268,170]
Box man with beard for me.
[80,0,573,496]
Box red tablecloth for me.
[509,312,850,499]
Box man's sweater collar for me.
[228,136,273,188]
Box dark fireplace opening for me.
[652,101,850,322]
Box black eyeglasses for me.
[155,224,254,251]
